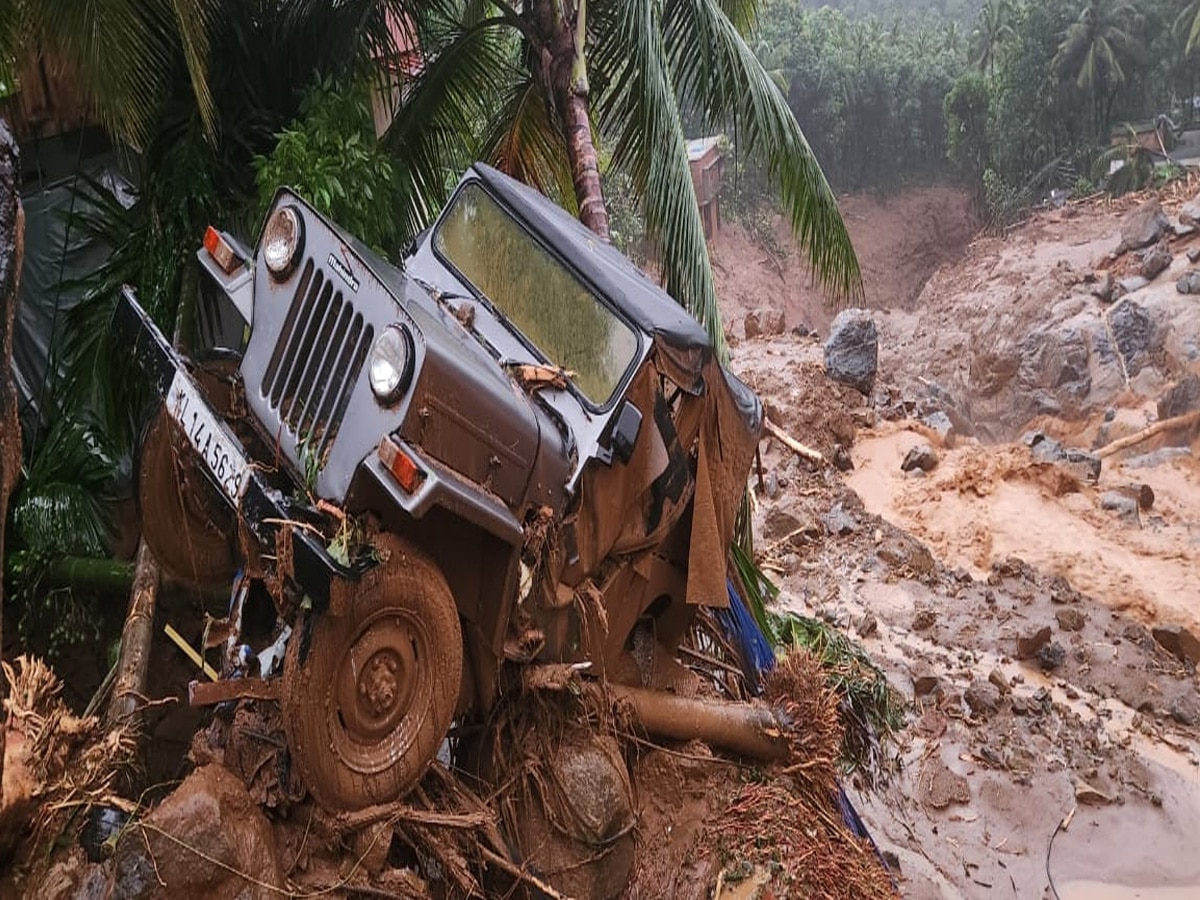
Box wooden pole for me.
[764,418,826,466]
[1096,411,1200,459]
[106,540,161,729]
[0,118,24,799]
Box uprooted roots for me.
[0,656,137,880]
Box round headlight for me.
[368,325,415,404]
[262,205,303,279]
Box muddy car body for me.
[117,163,763,810]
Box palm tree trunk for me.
[535,0,610,240]
[0,119,22,798]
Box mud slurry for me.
[734,343,1200,899]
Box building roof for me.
[686,136,721,162]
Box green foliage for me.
[944,71,992,182]
[255,75,408,258]
[757,0,966,193]
[12,415,117,559]
[771,612,905,782]
[981,167,1028,228]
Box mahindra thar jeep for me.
[116,164,763,810]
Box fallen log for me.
[106,541,161,730]
[4,552,135,595]
[764,418,826,466]
[1095,410,1200,458]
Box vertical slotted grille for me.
[261,258,373,459]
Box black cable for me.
[1045,810,1072,900]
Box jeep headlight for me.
[368,325,415,404]
[262,205,303,279]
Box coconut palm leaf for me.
[661,0,861,306]
[386,15,518,236]
[593,0,728,358]
[479,76,577,210]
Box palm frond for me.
[385,15,520,236]
[662,0,862,305]
[593,0,728,359]
[480,77,577,211]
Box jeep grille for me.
[261,258,373,459]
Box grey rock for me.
[1090,272,1114,302]
[1115,275,1149,298]
[1056,608,1087,632]
[763,470,780,500]
[1028,432,1102,482]
[922,411,957,448]
[1140,243,1172,280]
[824,308,879,394]
[965,680,1001,717]
[1107,299,1158,377]
[1188,247,1200,264]
[1173,223,1197,239]
[901,442,939,473]
[1118,199,1169,252]
[1016,625,1053,659]
[821,503,860,536]
[1176,270,1200,295]
[1038,642,1066,671]
[1152,625,1200,665]
[1169,697,1200,726]
[1180,193,1200,226]
[1122,447,1192,469]
[1160,375,1200,419]
[1100,491,1140,524]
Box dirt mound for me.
[713,185,977,336]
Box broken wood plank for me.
[764,418,826,466]
[1095,410,1200,458]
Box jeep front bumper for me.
[113,286,360,607]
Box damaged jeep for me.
[116,164,765,811]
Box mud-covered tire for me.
[138,408,238,587]
[281,534,463,810]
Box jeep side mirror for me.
[598,401,642,466]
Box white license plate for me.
[166,369,249,503]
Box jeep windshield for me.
[433,182,639,407]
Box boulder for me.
[1038,642,1066,671]
[901,442,939,473]
[1180,193,1200,226]
[1188,247,1200,264]
[1100,490,1140,525]
[1140,243,1172,280]
[1158,374,1200,419]
[1176,270,1200,295]
[743,310,762,339]
[1152,625,1200,665]
[1118,199,1169,253]
[965,680,1001,717]
[922,411,957,448]
[824,308,878,395]
[1027,432,1102,482]
[1115,275,1149,298]
[1016,625,1052,659]
[1173,223,1197,239]
[1089,272,1114,302]
[762,503,819,545]
[1056,608,1087,632]
[112,765,284,898]
[1106,299,1157,377]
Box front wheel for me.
[281,534,462,810]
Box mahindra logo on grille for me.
[328,251,360,293]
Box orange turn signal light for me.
[378,436,424,493]
[203,225,241,274]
